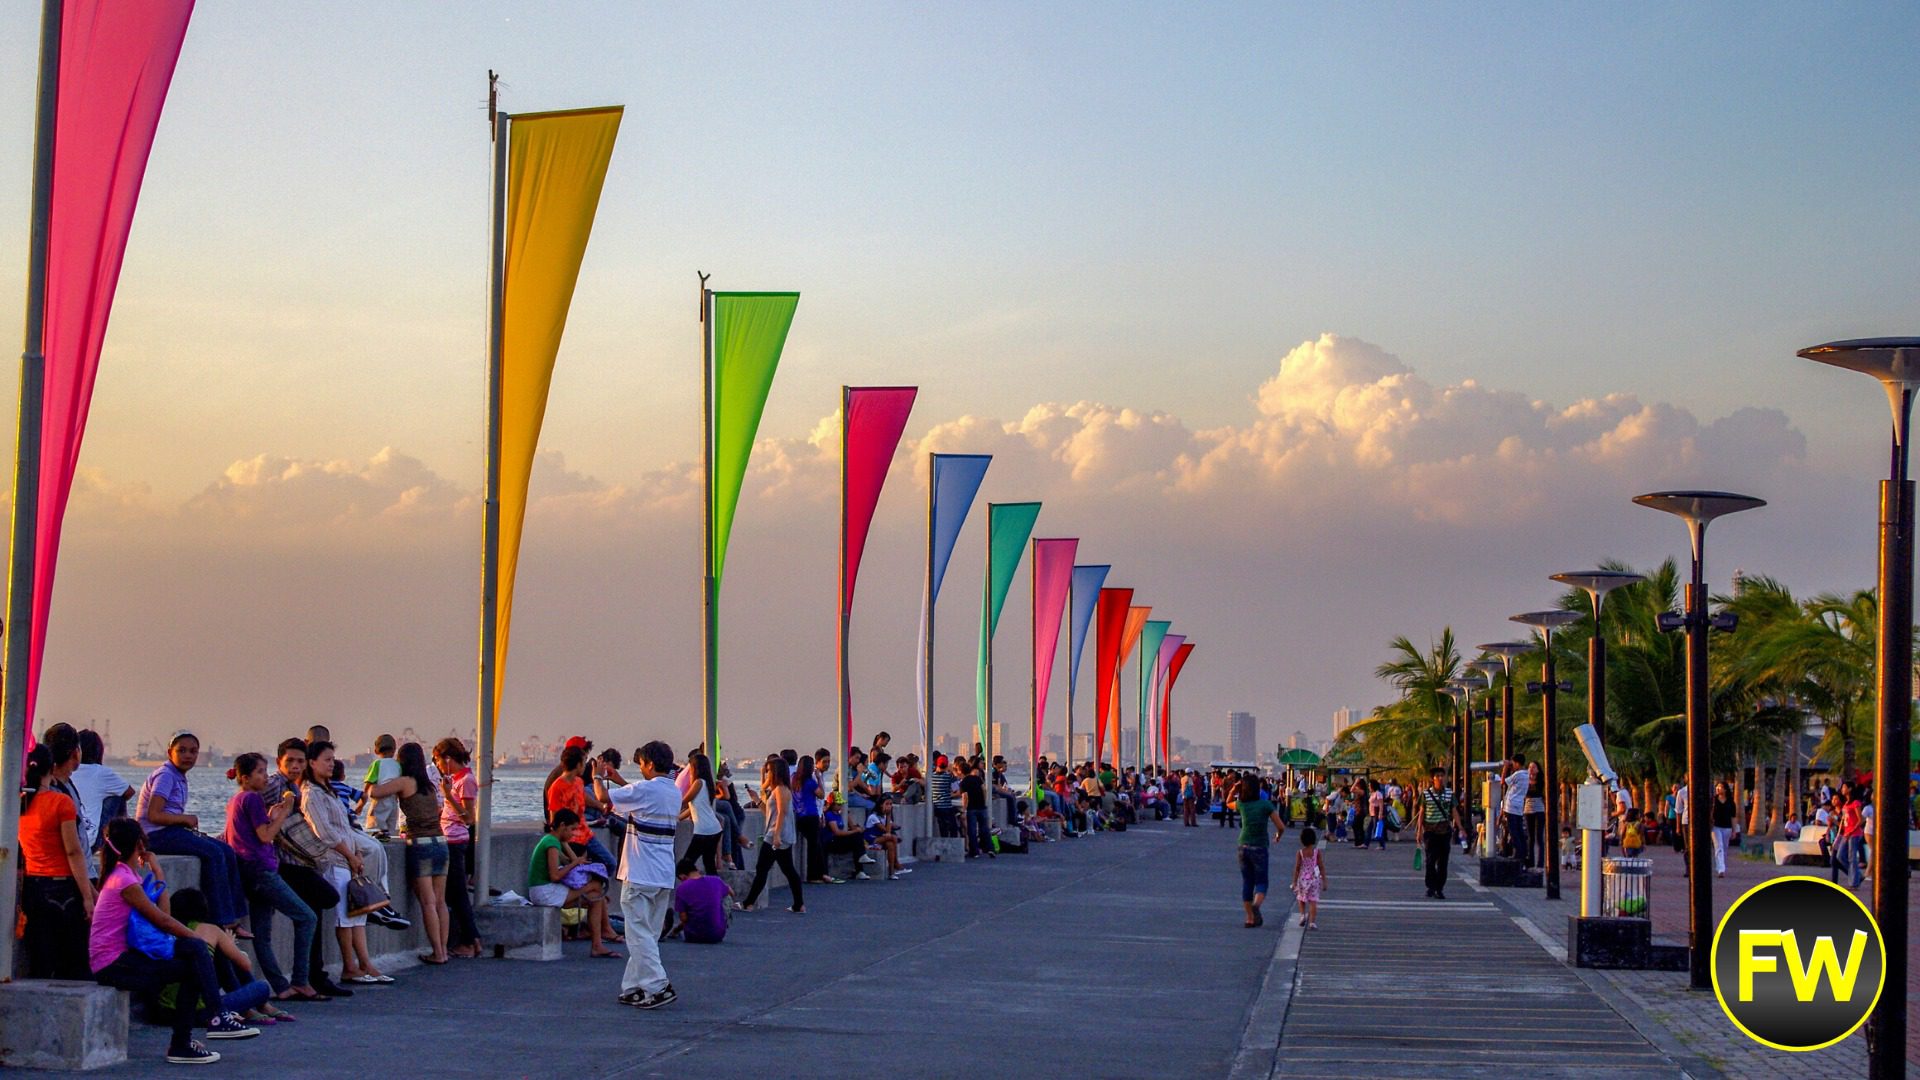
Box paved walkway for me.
[24,819,1275,1078]
[1248,840,1688,1078]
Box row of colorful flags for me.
[6,3,1197,905]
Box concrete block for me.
[473,904,564,961]
[1040,820,1064,842]
[1568,916,1651,969]
[913,837,965,862]
[0,980,128,1070]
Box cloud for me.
[35,333,1825,759]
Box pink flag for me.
[1029,538,1077,753]
[1153,634,1184,762]
[1162,642,1195,762]
[841,387,917,613]
[29,0,195,727]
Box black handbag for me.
[346,873,392,917]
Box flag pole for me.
[0,0,62,981]
[983,508,995,828]
[836,386,850,810]
[1029,538,1038,808]
[473,74,508,902]
[700,273,716,765]
[922,454,935,840]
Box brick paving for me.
[1461,837,1918,1078]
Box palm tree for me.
[1349,629,1464,772]
[1714,575,1805,835]
[1744,589,1876,782]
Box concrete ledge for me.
[0,980,129,1070]
[1040,820,1064,842]
[914,837,965,862]
[1567,915,1651,969]
[473,904,563,961]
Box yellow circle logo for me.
[1710,875,1886,1052]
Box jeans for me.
[678,831,721,877]
[1238,845,1270,903]
[1526,811,1546,869]
[445,839,479,948]
[934,805,961,838]
[95,941,224,1054]
[794,814,826,881]
[22,876,89,979]
[1712,826,1732,875]
[619,881,671,994]
[145,826,247,926]
[743,843,802,909]
[965,808,991,856]
[242,864,315,991]
[1423,828,1452,895]
[715,800,745,867]
[1502,812,1529,866]
[276,863,338,982]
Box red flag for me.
[839,386,916,750]
[1092,588,1132,766]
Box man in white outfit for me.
[599,740,681,1009]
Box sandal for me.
[417,954,449,965]
[279,986,330,1002]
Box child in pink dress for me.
[1291,827,1325,929]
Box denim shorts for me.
[406,837,449,878]
[1237,844,1270,902]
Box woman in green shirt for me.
[528,810,619,958]
[1231,775,1283,927]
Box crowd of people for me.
[20,720,1274,1066]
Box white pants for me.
[620,881,671,995]
[1711,826,1731,874]
[324,864,366,928]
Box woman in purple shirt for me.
[225,753,322,1001]
[138,732,248,930]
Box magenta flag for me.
[28,0,195,726]
[1029,538,1077,753]
[841,387,917,613]
[1162,642,1195,762]
[1152,634,1184,761]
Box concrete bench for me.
[473,903,563,961]
[913,836,966,862]
[1040,819,1064,842]
[0,981,128,1070]
[1773,825,1827,866]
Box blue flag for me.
[1067,564,1111,698]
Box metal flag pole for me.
[700,273,717,766]
[473,74,508,901]
[1029,538,1039,809]
[982,509,995,827]
[922,454,936,840]
[0,0,62,980]
[836,386,850,809]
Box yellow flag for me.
[495,106,621,724]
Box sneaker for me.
[858,854,876,865]
[819,875,845,884]
[369,908,412,931]
[896,867,912,874]
[636,985,677,1010]
[204,1013,259,1040]
[887,873,901,881]
[166,1041,221,1065]
[855,871,873,880]
[618,989,649,1007]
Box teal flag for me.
[1138,620,1170,763]
[976,502,1041,750]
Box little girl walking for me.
[1291,827,1325,929]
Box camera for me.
[1572,723,1617,787]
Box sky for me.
[0,2,1917,761]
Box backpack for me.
[1623,821,1643,847]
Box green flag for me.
[1138,619,1170,761]
[710,292,799,582]
[976,502,1041,749]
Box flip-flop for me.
[417,955,449,965]
[371,975,395,983]
[591,951,624,960]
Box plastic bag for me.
[127,875,174,959]
[1412,846,1423,871]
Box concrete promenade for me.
[22,819,1275,1077]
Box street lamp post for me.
[1549,572,1647,751]
[1448,678,1479,832]
[1511,610,1582,901]
[1469,659,1506,856]
[1797,337,1917,1077]
[1633,490,1764,992]
[1476,641,1532,762]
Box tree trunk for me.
[1755,752,1775,836]
[1731,758,1745,843]
[1787,713,1802,824]
[1840,703,1856,781]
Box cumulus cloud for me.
[35,333,1828,757]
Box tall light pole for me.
[1446,681,1474,821]
[1476,641,1531,762]
[1634,490,1764,991]
[1797,337,1916,1077]
[1452,673,1490,838]
[1469,659,1507,857]
[1549,571,1647,751]
[1511,610,1582,901]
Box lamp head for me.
[1475,641,1532,671]
[1550,570,1649,618]
[1632,490,1766,561]
[1798,338,1920,445]
[1510,609,1582,643]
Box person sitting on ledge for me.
[845,749,877,812]
[137,732,249,937]
[528,809,620,959]
[820,792,873,879]
[864,794,909,880]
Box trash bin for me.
[1602,857,1652,919]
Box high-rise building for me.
[990,723,1006,758]
[1190,743,1225,763]
[1045,733,1065,757]
[1071,732,1095,763]
[935,732,959,757]
[1228,711,1257,762]
[1333,706,1361,738]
